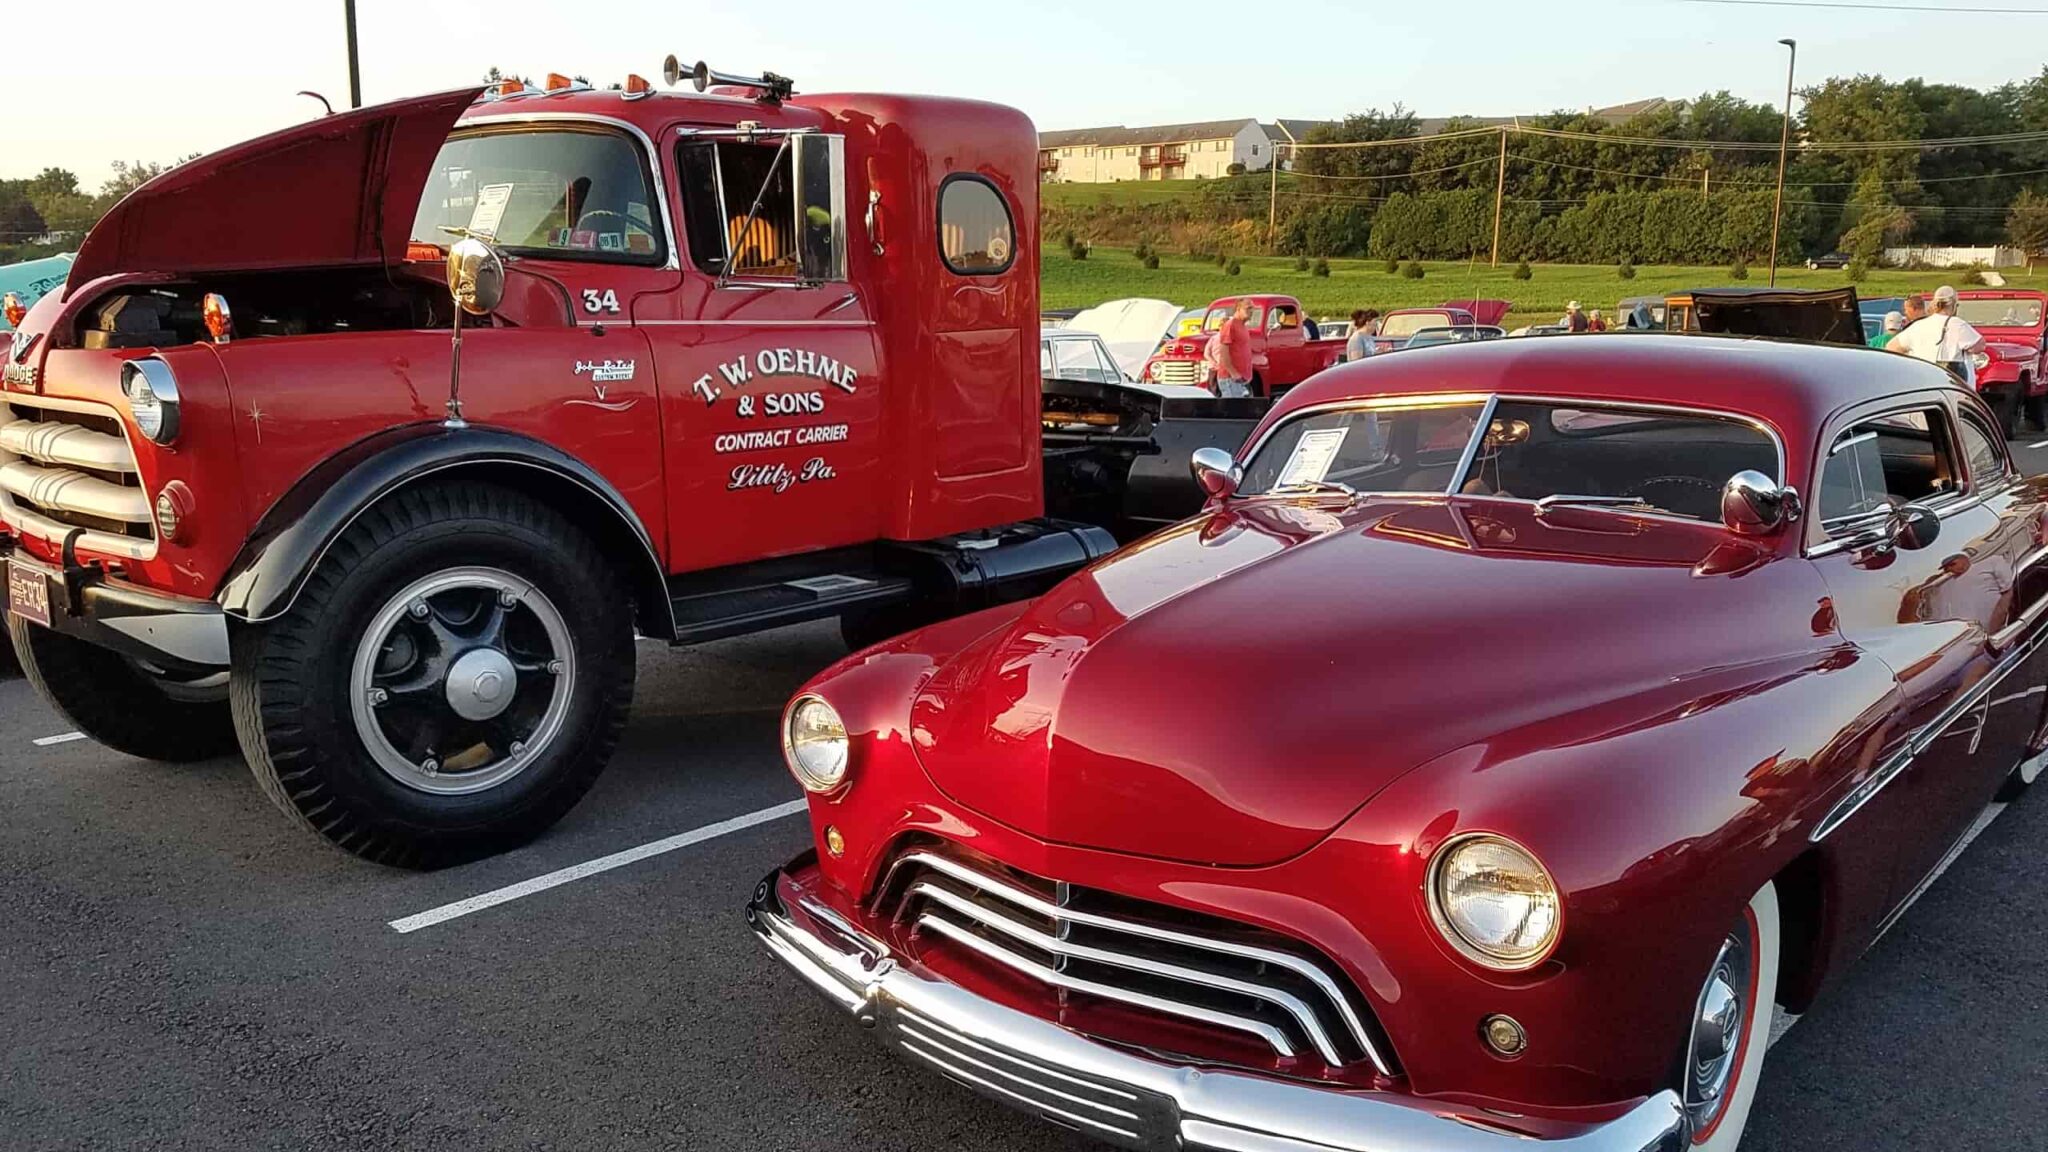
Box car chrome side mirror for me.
[446,237,506,317]
[1190,446,1242,500]
[1720,470,1801,536]
[1890,503,1941,552]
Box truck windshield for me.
[1202,304,1265,332]
[1957,298,2044,328]
[411,128,664,264]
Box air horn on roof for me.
[661,54,794,104]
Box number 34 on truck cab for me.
[0,59,1226,866]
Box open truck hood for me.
[69,87,482,291]
[1689,287,1863,346]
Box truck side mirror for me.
[1720,470,1800,536]
[446,237,506,316]
[1191,446,1242,500]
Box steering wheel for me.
[574,210,655,243]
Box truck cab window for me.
[678,135,846,282]
[938,177,1015,275]
[411,128,664,264]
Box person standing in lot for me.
[1902,294,1927,328]
[1869,311,1905,349]
[1563,300,1589,332]
[1888,285,1986,388]
[1207,298,1256,398]
[1345,308,1380,361]
[1588,309,1608,333]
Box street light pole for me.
[1769,38,1796,287]
[345,0,363,109]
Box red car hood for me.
[910,497,1804,867]
[69,87,481,291]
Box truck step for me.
[666,573,914,645]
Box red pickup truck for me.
[1139,294,1345,396]
[1956,289,2048,436]
[0,67,1261,866]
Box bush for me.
[1143,253,1160,270]
[1512,260,1532,281]
[1215,252,1230,268]
[1400,260,1425,280]
[1226,259,1243,276]
[1846,259,1867,282]
[1294,255,1309,272]
[1312,257,1331,278]
[1383,256,1401,275]
[1226,162,1247,177]
[1617,258,1636,280]
[1132,241,1152,261]
[1729,259,1748,280]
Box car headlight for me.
[1427,834,1562,971]
[783,694,849,792]
[1970,351,1991,370]
[120,357,181,445]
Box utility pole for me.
[345,0,363,109]
[1491,128,1508,267]
[1769,38,1797,287]
[1268,144,1281,252]
[1702,166,1710,196]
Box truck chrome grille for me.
[878,848,1394,1077]
[0,399,154,556]
[1152,360,1201,386]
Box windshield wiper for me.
[1266,479,1359,500]
[1533,493,1671,516]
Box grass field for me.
[1041,247,2014,330]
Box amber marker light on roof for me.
[622,74,653,99]
[494,79,526,97]
[544,73,573,93]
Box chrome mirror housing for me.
[1890,503,1941,552]
[1190,446,1243,500]
[445,237,506,317]
[1720,470,1800,536]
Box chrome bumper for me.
[747,861,1690,1152]
[1,549,229,672]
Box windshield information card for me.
[1276,427,1349,488]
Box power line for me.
[1672,0,2048,13]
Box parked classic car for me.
[752,333,2048,1152]
[1401,324,1506,349]
[1955,288,2048,437]
[1140,294,1346,397]
[1373,299,1511,353]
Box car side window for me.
[1818,408,1959,536]
[1956,410,2010,491]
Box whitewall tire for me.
[1684,881,1780,1152]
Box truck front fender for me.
[217,424,675,638]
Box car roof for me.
[1274,332,1964,440]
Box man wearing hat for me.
[1868,311,1905,349]
[1887,285,1986,387]
[1562,300,1589,333]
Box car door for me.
[1805,394,2019,912]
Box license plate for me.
[7,561,52,627]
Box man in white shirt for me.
[1887,284,1986,387]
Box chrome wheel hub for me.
[1684,932,1752,1135]
[348,567,576,797]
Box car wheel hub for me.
[348,567,577,797]
[1684,932,1751,1134]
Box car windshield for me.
[1240,398,1778,522]
[1379,312,1449,339]
[1956,298,2044,328]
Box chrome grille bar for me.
[913,882,1348,1065]
[916,915,1298,1057]
[0,418,136,473]
[887,850,1391,1076]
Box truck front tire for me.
[6,613,238,762]
[230,482,637,868]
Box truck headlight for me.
[120,358,182,446]
[783,694,849,792]
[1969,351,1991,371]
[1427,834,1561,971]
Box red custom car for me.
[752,334,2048,1151]
[1955,288,2048,436]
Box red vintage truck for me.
[1139,294,1345,396]
[1956,288,2048,436]
[0,65,1240,866]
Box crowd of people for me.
[1867,285,1988,387]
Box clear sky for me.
[7,0,2048,187]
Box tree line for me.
[1045,69,2048,267]
[0,159,196,264]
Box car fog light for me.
[120,358,182,446]
[783,694,849,792]
[1428,834,1561,971]
[153,482,193,544]
[1482,1015,1527,1057]
[824,825,846,857]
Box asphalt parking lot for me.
[6,451,2048,1152]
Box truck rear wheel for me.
[230,482,636,868]
[6,613,237,762]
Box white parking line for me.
[388,798,808,934]
[2030,439,2048,450]
[32,731,87,747]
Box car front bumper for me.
[748,858,1690,1152]
[1,545,228,673]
